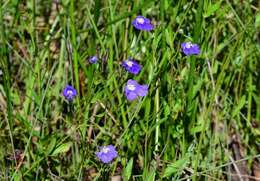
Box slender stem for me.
[32,0,37,56]
[70,0,80,108]
[187,56,195,110]
[247,57,252,127]
[155,79,160,153]
[85,5,105,51]
[123,6,131,60]
[113,78,128,129]
[184,56,195,151]
[108,0,119,59]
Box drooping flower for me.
[62,85,77,101]
[181,42,200,56]
[89,55,98,64]
[132,15,154,31]
[121,58,142,75]
[124,79,148,101]
[96,145,118,164]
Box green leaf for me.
[165,29,173,49]
[147,167,156,181]
[51,142,72,156]
[16,114,32,130]
[123,158,133,181]
[204,1,222,18]
[192,78,203,99]
[163,101,170,117]
[47,138,56,155]
[11,90,20,105]
[163,157,188,178]
[231,95,246,117]
[190,124,203,134]
[94,0,101,25]
[13,170,23,181]
[142,160,156,181]
[255,13,260,28]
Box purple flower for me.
[62,85,77,101]
[124,79,148,101]
[132,15,154,31]
[181,42,200,56]
[121,58,142,75]
[89,56,98,64]
[96,145,118,164]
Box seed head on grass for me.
[181,42,200,56]
[62,85,77,101]
[121,58,142,75]
[96,145,118,164]
[132,15,154,31]
[88,55,98,64]
[124,79,148,101]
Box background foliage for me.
[0,0,259,180]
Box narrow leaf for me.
[51,142,72,156]
[232,95,246,117]
[204,1,222,18]
[123,158,134,181]
[47,138,56,155]
[163,157,188,178]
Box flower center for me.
[127,84,136,91]
[91,56,97,61]
[67,90,73,96]
[185,42,193,49]
[101,147,110,153]
[136,17,145,24]
[125,60,133,67]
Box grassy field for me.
[0,0,260,180]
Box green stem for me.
[247,55,252,127]
[70,0,80,108]
[85,5,105,51]
[113,78,128,129]
[155,79,160,154]
[187,56,195,112]
[108,0,119,59]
